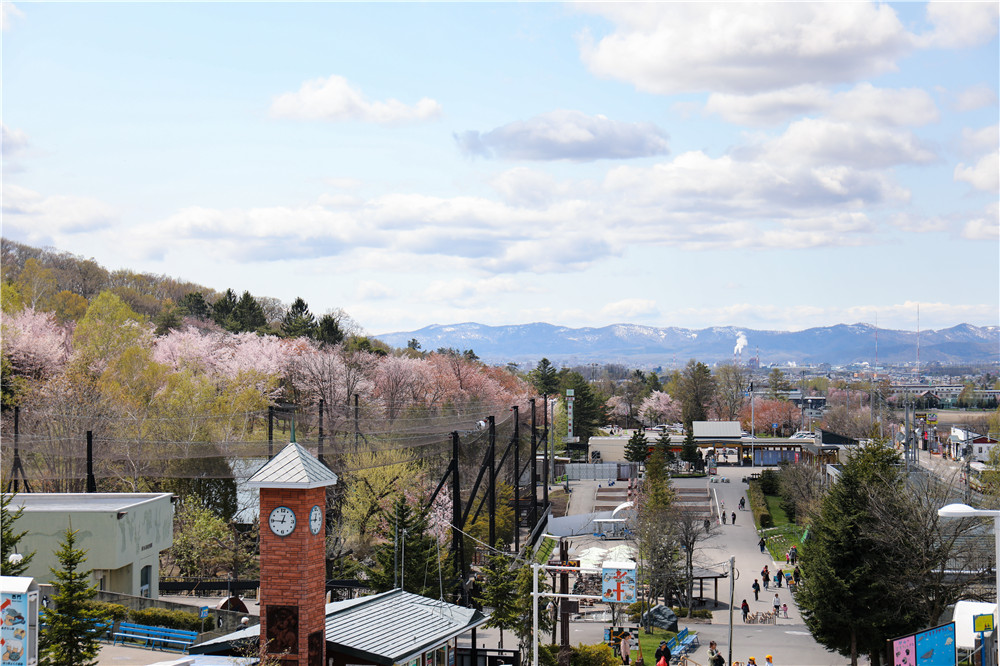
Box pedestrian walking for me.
[766,656,774,665]
[758,536,766,553]
[772,592,780,615]
[781,603,788,618]
[620,631,631,666]
[722,511,727,525]
[752,579,760,601]
[793,566,801,586]
[654,640,671,666]
[776,568,784,588]
[789,545,797,564]
[707,641,724,666]
[739,497,746,511]
[741,599,750,623]
[761,566,769,590]
[704,518,711,533]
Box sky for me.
[2,2,998,336]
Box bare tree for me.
[714,363,749,421]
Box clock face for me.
[268,506,296,537]
[309,505,323,535]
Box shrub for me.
[130,607,204,632]
[626,599,654,623]
[671,606,713,620]
[748,481,772,529]
[574,643,618,666]
[85,601,129,622]
[759,469,780,495]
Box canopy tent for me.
[952,600,997,649]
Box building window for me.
[140,565,151,598]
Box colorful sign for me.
[890,622,956,666]
[973,613,994,632]
[601,562,636,604]
[0,590,34,666]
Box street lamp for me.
[938,503,1000,665]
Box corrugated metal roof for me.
[247,442,339,489]
[693,421,742,439]
[190,591,487,662]
[325,590,488,665]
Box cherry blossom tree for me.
[1,308,72,380]
[639,391,681,425]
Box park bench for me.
[676,627,699,653]
[112,622,198,653]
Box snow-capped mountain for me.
[374,322,999,366]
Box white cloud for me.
[601,298,659,320]
[357,281,394,300]
[424,276,526,306]
[1,184,118,245]
[920,1,999,48]
[962,202,999,240]
[1,2,23,31]
[456,110,669,161]
[270,75,442,124]
[705,83,938,127]
[954,150,999,193]
[760,118,936,168]
[489,167,580,207]
[954,84,998,112]
[889,213,951,234]
[578,3,912,95]
[960,124,999,156]
[2,124,28,155]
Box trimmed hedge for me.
[538,643,618,666]
[84,601,205,632]
[86,601,129,622]
[747,481,773,529]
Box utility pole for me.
[513,405,520,553]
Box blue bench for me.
[112,622,198,653]
[677,627,699,653]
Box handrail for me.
[678,657,704,666]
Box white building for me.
[5,493,173,598]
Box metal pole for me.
[994,516,999,666]
[533,562,540,666]
[513,405,520,554]
[728,556,735,666]
[451,431,467,605]
[560,540,569,649]
[318,398,325,466]
[488,416,496,548]
[267,406,274,459]
[530,399,538,529]
[354,393,360,448]
[86,431,97,493]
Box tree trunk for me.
[850,627,857,666]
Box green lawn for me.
[763,494,790,526]
[633,627,679,663]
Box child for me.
[782,603,788,618]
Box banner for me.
[601,562,636,604]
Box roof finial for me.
[290,415,296,444]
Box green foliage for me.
[40,528,102,666]
[475,541,518,649]
[232,291,267,333]
[153,299,184,336]
[167,500,255,580]
[678,360,715,430]
[178,291,211,319]
[671,606,713,619]
[72,291,146,372]
[572,643,619,666]
[1,491,35,575]
[130,607,204,632]
[513,564,553,663]
[680,429,698,465]
[758,469,780,495]
[625,430,650,463]
[211,289,238,329]
[281,297,317,338]
[366,497,451,597]
[796,441,911,665]
[530,358,559,396]
[85,601,130,622]
[747,481,773,529]
[315,314,346,347]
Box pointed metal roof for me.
[247,441,338,489]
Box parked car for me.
[789,431,815,439]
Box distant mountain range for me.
[375,322,1000,367]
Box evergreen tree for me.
[153,299,183,336]
[556,370,605,444]
[796,442,913,666]
[315,313,346,347]
[530,358,559,396]
[281,297,317,338]
[232,291,267,333]
[680,429,699,466]
[512,562,553,663]
[624,430,649,463]
[211,289,238,330]
[40,528,102,666]
[178,291,211,319]
[366,498,451,598]
[1,492,35,576]
[475,541,518,649]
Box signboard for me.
[566,389,575,438]
[601,562,636,604]
[973,613,993,632]
[927,413,938,425]
[890,622,956,666]
[199,606,209,620]
[0,587,37,666]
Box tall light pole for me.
[938,503,1000,666]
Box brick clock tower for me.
[249,438,338,666]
